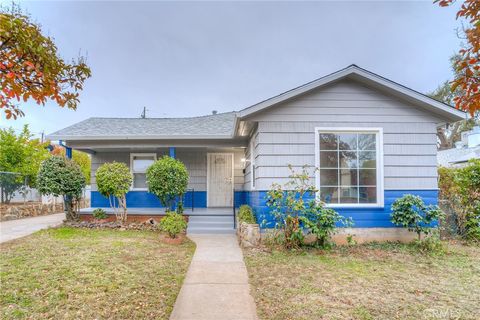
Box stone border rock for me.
[236,219,261,248]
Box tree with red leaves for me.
[0,4,91,120]
[436,0,479,116]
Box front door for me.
[207,153,233,207]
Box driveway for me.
[0,213,65,243]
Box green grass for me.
[244,242,480,320]
[0,227,195,319]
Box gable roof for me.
[237,64,466,122]
[47,112,236,140]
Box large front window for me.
[315,128,383,207]
[130,153,156,189]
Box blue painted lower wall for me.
[245,190,439,228]
[92,189,438,228]
[91,190,248,209]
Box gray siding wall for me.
[91,148,244,192]
[244,79,441,190]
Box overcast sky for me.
[2,0,463,138]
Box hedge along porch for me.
[47,65,465,240]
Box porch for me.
[80,206,235,217]
[79,207,237,234]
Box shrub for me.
[159,212,187,238]
[37,156,86,221]
[438,160,480,242]
[301,205,352,248]
[146,156,189,211]
[92,208,107,220]
[266,165,350,249]
[238,205,256,224]
[95,162,132,223]
[391,194,445,241]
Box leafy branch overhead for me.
[436,0,479,116]
[0,4,91,119]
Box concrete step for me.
[187,215,236,234]
[188,216,234,223]
[188,221,233,229]
[187,227,236,235]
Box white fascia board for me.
[237,65,466,122]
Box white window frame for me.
[250,138,256,190]
[314,127,384,208]
[130,153,157,190]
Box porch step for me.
[187,215,235,234]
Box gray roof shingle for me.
[47,112,236,140]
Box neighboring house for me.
[438,126,480,168]
[48,65,465,239]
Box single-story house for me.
[48,65,465,240]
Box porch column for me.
[169,147,176,158]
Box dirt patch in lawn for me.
[244,242,480,320]
[0,227,195,319]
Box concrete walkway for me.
[0,213,65,243]
[170,234,258,320]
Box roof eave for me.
[46,135,235,141]
[237,65,466,122]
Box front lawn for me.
[244,242,480,320]
[0,227,195,319]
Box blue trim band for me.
[244,190,439,229]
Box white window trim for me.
[250,138,256,190]
[130,153,157,191]
[314,127,384,208]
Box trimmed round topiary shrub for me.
[146,156,188,211]
[37,156,86,221]
[95,162,132,223]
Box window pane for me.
[320,169,338,186]
[133,173,147,189]
[359,187,377,203]
[133,155,155,172]
[339,150,357,168]
[359,169,376,186]
[340,187,358,203]
[320,187,338,203]
[358,151,376,168]
[319,134,337,150]
[340,169,357,186]
[320,151,338,168]
[358,134,376,150]
[338,133,357,150]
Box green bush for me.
[146,156,189,211]
[95,162,132,223]
[439,160,480,242]
[37,156,86,221]
[92,208,107,220]
[265,165,350,249]
[301,206,352,249]
[159,212,187,238]
[391,194,445,241]
[238,205,256,224]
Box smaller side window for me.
[130,153,156,189]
